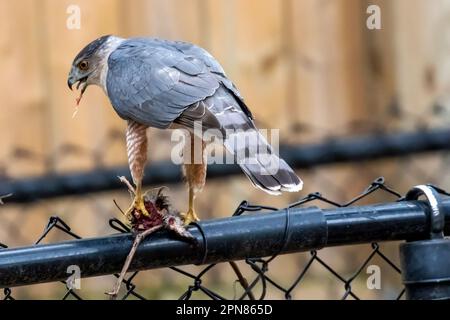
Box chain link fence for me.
[1,107,450,299]
[2,176,449,300]
[2,178,412,300]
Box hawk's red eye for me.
[78,61,89,70]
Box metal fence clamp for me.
[400,185,450,300]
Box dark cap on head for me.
[74,35,112,62]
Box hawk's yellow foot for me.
[181,208,200,225]
[125,186,151,218]
[181,187,200,225]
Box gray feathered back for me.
[106,38,251,128]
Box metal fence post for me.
[400,185,450,300]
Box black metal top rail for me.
[1,191,449,288]
[2,127,450,204]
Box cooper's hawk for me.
[68,35,302,224]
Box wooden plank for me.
[121,0,203,44]
[204,0,287,129]
[41,0,124,172]
[0,1,48,178]
[391,0,450,129]
[360,0,397,123]
[291,0,369,143]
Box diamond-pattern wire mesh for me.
[1,177,408,300]
[1,106,449,299]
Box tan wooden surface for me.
[1,0,448,299]
[1,0,447,176]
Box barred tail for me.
[224,129,303,195]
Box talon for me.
[125,193,151,218]
[181,209,200,225]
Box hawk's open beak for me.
[68,74,89,106]
[67,75,88,91]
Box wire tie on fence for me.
[190,222,208,265]
[232,200,277,216]
[267,206,292,263]
[233,200,249,216]
[405,185,445,239]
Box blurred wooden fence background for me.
[1,0,449,179]
[2,0,450,299]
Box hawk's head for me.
[68,35,123,103]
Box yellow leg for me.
[125,181,151,218]
[181,134,206,225]
[181,188,200,225]
[125,120,150,218]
